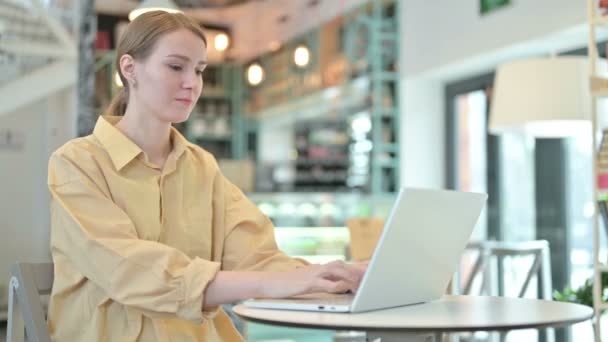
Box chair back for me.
[345,218,384,261]
[7,262,53,342]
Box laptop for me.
[243,187,487,313]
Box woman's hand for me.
[203,260,368,309]
[262,260,368,299]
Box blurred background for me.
[1,0,608,341]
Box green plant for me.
[553,272,608,309]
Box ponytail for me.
[103,88,128,116]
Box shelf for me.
[379,32,398,42]
[252,76,371,126]
[245,0,400,194]
[200,93,229,100]
[373,159,399,168]
[372,72,399,82]
[375,108,398,118]
[191,135,232,142]
[376,144,399,153]
[590,76,608,97]
[295,159,350,167]
[295,177,348,184]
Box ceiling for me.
[95,0,368,62]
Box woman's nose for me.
[183,72,201,89]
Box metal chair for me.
[6,262,53,342]
[453,240,555,342]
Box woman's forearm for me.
[202,261,366,310]
[203,271,267,309]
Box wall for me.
[402,0,586,77]
[400,78,444,187]
[399,0,589,188]
[0,88,75,310]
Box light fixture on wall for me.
[246,62,265,86]
[294,44,311,68]
[128,0,182,21]
[214,32,230,52]
[489,57,597,138]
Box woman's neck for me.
[116,106,173,169]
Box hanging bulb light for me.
[293,44,310,68]
[214,32,230,52]
[247,62,265,86]
[128,0,182,21]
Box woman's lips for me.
[176,98,192,105]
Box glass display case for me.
[248,191,396,262]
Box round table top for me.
[233,295,593,333]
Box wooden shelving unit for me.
[588,1,608,340]
[175,64,245,159]
[244,0,400,194]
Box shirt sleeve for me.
[221,177,309,271]
[48,153,220,323]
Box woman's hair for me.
[103,11,207,116]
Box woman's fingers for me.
[314,278,351,294]
[316,261,366,292]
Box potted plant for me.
[553,272,608,308]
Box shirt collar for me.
[93,115,189,171]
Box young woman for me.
[46,10,366,342]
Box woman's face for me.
[131,28,207,124]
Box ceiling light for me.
[247,63,264,86]
[214,32,230,52]
[294,44,310,68]
[128,0,182,21]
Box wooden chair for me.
[345,218,384,261]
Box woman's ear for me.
[119,54,137,87]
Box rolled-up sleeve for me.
[221,177,309,272]
[48,154,220,323]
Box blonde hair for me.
[103,11,207,116]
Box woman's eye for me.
[169,65,183,71]
[196,69,204,76]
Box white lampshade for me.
[128,0,182,21]
[489,57,593,138]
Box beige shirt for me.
[47,116,306,341]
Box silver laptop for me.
[243,187,487,313]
